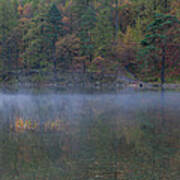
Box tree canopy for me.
[0,0,179,82]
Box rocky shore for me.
[0,71,180,93]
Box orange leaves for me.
[18,5,23,15]
[170,0,180,17]
[19,17,30,25]
[89,56,120,74]
[56,34,80,52]
[62,16,70,24]
[112,0,131,7]
[91,56,105,67]
[55,34,82,71]
[44,120,61,131]
[114,37,137,66]
[14,117,38,132]
[23,3,33,18]
[18,3,33,18]
[15,117,24,131]
[117,1,135,33]
[44,119,67,132]
[12,117,68,133]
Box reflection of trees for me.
[131,107,179,180]
[0,95,179,179]
[86,104,179,180]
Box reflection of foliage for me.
[11,117,68,133]
[0,101,179,179]
[13,117,38,132]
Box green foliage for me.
[79,6,96,58]
[93,3,114,57]
[47,3,63,40]
[137,13,180,82]
[0,0,179,82]
[0,0,18,71]
[22,3,63,71]
[0,0,18,38]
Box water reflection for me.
[0,92,179,179]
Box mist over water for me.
[0,91,179,124]
[0,91,179,111]
[0,91,179,179]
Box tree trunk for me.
[164,0,168,9]
[53,48,57,80]
[114,0,119,38]
[161,46,166,87]
[89,53,93,63]
[153,0,157,11]
[70,12,73,34]
[83,60,86,73]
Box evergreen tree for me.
[139,13,180,85]
[93,0,114,57]
[0,0,18,71]
[22,13,50,70]
[46,3,63,76]
[79,6,96,72]
[72,0,96,72]
[23,3,63,73]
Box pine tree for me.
[23,3,63,74]
[93,0,114,57]
[72,0,96,72]
[22,13,50,70]
[0,0,18,71]
[139,13,180,85]
[46,3,63,77]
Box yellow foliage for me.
[12,117,67,133]
[123,26,133,44]
[18,5,23,15]
[15,117,24,132]
[171,0,180,17]
[14,117,39,132]
[44,119,63,131]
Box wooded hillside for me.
[0,0,179,83]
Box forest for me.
[0,1,180,179]
[0,0,179,83]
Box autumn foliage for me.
[0,0,179,82]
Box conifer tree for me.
[72,0,96,72]
[47,3,63,77]
[140,13,180,85]
[0,0,18,71]
[93,0,114,57]
[23,3,63,73]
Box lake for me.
[0,90,179,180]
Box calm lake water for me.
[0,91,179,180]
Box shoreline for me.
[0,71,180,93]
[0,82,180,94]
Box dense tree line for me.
[0,0,179,82]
